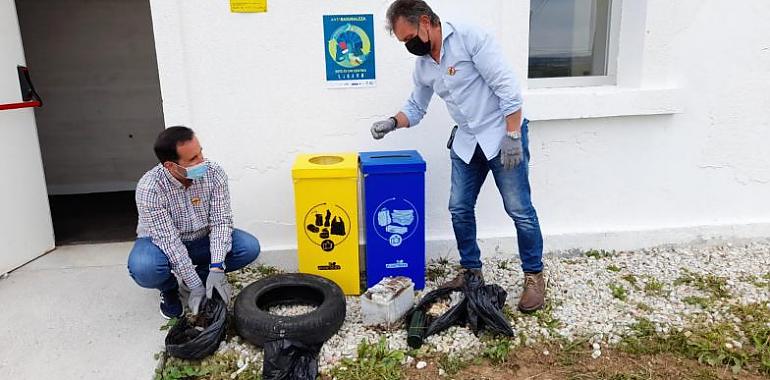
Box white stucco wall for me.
[149,0,770,268]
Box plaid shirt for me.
[135,160,233,289]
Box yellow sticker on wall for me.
[230,0,267,13]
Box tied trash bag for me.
[165,295,228,360]
[464,271,514,336]
[263,339,322,380]
[407,271,513,347]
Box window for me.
[528,0,619,87]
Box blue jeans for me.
[127,229,260,292]
[448,120,544,273]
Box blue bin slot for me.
[360,150,426,175]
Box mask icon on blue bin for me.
[373,198,419,247]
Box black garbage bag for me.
[262,339,322,380]
[464,271,515,336]
[410,285,468,337]
[165,295,228,360]
[407,270,514,346]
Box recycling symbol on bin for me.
[373,197,419,247]
[304,203,351,252]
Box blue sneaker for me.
[160,289,183,319]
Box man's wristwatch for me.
[506,130,521,140]
[209,262,225,271]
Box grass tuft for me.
[329,337,405,380]
[643,277,667,297]
[585,249,614,259]
[482,337,513,365]
[609,283,628,301]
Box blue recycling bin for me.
[360,150,426,289]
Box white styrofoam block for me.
[361,276,415,327]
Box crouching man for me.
[128,126,260,318]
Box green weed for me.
[620,306,770,375]
[621,274,639,289]
[255,264,281,277]
[683,296,715,308]
[674,270,730,299]
[482,337,513,365]
[643,277,666,297]
[159,317,179,331]
[585,249,613,259]
[533,300,563,334]
[610,283,628,301]
[425,265,449,282]
[329,337,405,380]
[438,354,471,375]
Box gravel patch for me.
[161,239,770,376]
[267,304,317,316]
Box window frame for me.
[528,0,623,89]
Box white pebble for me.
[267,304,317,316]
[416,361,428,369]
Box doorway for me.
[15,0,164,245]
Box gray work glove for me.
[371,117,397,140]
[500,134,524,170]
[206,270,232,301]
[188,285,206,315]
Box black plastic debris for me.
[164,295,228,360]
[262,339,322,380]
[406,270,514,348]
[463,271,514,336]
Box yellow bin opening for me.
[292,153,360,295]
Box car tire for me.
[233,273,346,347]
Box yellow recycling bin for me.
[292,153,360,295]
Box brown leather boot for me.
[440,268,483,289]
[518,272,546,313]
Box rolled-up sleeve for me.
[401,66,434,127]
[467,28,522,116]
[135,185,202,289]
[208,168,233,265]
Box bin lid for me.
[359,150,426,174]
[292,152,359,179]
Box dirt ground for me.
[403,346,769,380]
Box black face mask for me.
[405,24,431,56]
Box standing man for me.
[128,126,260,319]
[371,0,546,312]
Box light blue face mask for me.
[178,161,208,180]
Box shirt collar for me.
[441,21,455,42]
[161,164,187,189]
[418,21,454,62]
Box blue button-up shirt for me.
[401,22,523,164]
